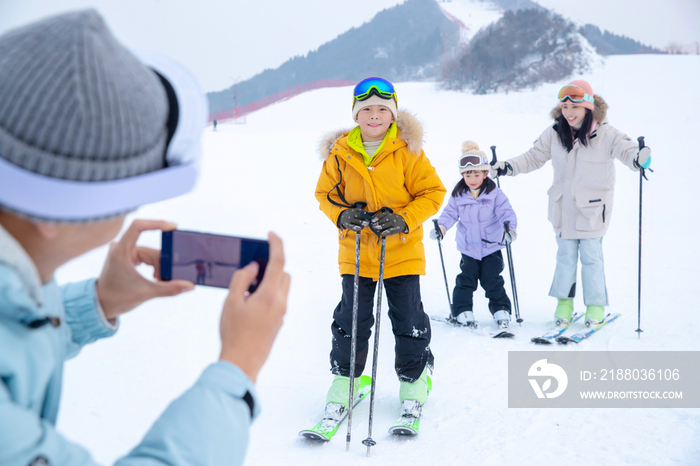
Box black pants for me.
[330,274,434,383]
[452,251,511,317]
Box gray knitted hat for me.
[0,9,168,182]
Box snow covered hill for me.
[56,53,700,465]
[439,0,503,44]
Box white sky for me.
[0,0,406,92]
[1,0,698,92]
[532,0,700,50]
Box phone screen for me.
[161,230,268,290]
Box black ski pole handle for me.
[490,145,502,187]
[502,220,511,245]
[432,219,442,240]
[636,136,652,179]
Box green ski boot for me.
[554,298,574,327]
[300,375,372,441]
[325,375,361,410]
[585,305,605,327]
[392,366,432,435]
[399,365,431,405]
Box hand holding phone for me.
[97,220,195,320]
[161,230,269,292]
[219,232,291,383]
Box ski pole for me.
[362,207,392,455]
[503,221,522,325]
[432,219,453,316]
[490,145,523,325]
[362,235,386,457]
[346,202,367,451]
[636,136,647,338]
[490,145,500,189]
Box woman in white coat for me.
[491,80,651,327]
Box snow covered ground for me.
[56,53,700,465]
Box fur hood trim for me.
[550,94,608,124]
[318,109,423,160]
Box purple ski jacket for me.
[437,186,517,261]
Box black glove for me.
[370,211,408,236]
[338,207,372,231]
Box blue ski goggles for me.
[353,77,397,103]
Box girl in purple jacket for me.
[431,142,517,329]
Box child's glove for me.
[370,211,408,236]
[634,146,651,170]
[338,207,372,231]
[429,225,446,240]
[503,228,517,244]
[490,161,513,177]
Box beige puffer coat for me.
[507,95,640,239]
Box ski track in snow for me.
[54,54,700,465]
[439,0,503,44]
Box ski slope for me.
[55,53,700,465]
[439,0,503,44]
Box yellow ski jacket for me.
[315,110,446,280]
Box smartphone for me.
[161,230,269,291]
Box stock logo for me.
[528,359,568,399]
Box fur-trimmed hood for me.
[550,94,608,123]
[318,109,423,160]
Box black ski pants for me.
[330,274,434,383]
[452,251,511,317]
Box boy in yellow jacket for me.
[315,77,446,421]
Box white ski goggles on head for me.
[458,155,489,169]
[0,49,207,222]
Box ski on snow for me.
[430,315,514,339]
[530,313,583,344]
[298,375,372,442]
[555,313,622,345]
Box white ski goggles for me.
[459,155,489,169]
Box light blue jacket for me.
[438,186,517,261]
[0,225,259,466]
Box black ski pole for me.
[503,221,522,325]
[491,145,523,325]
[346,202,367,451]
[432,219,453,316]
[636,136,646,338]
[362,235,386,457]
[490,145,500,189]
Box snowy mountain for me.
[56,52,700,465]
[206,0,508,116]
[208,0,658,118]
[579,24,658,55]
[207,0,460,116]
[442,8,599,93]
